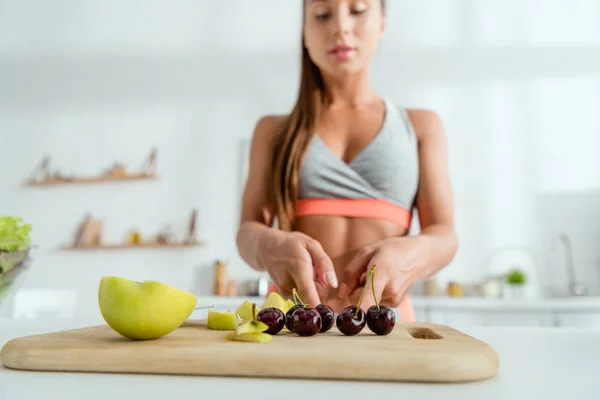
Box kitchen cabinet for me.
[411,296,600,328]
[553,312,600,328]
[426,310,554,327]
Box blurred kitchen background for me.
[1,0,600,329]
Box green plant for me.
[506,269,527,285]
[0,216,32,252]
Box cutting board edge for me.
[0,334,500,384]
[0,358,500,384]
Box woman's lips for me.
[329,45,357,61]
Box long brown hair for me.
[271,0,385,232]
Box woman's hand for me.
[336,236,422,310]
[258,230,338,306]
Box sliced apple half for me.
[98,276,197,340]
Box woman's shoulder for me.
[249,114,289,154]
[254,114,288,134]
[252,114,287,141]
[403,108,445,143]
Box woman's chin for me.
[317,58,368,78]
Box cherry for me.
[336,265,375,336]
[362,265,396,335]
[285,304,302,331]
[366,305,395,335]
[336,305,366,336]
[285,288,308,332]
[290,306,322,336]
[316,304,335,333]
[257,307,286,335]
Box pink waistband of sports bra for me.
[295,198,412,229]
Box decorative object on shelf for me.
[185,209,198,244]
[141,147,158,176]
[63,211,204,251]
[447,281,464,297]
[71,214,104,248]
[213,260,228,296]
[478,246,539,299]
[155,225,175,245]
[28,155,52,182]
[475,275,504,298]
[227,279,237,297]
[423,277,439,297]
[240,276,270,297]
[103,163,127,178]
[504,268,527,299]
[126,230,143,245]
[24,148,159,186]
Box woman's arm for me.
[236,115,284,272]
[404,108,458,279]
[236,115,337,305]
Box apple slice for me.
[236,318,268,335]
[98,276,197,340]
[236,300,259,321]
[226,303,272,343]
[226,332,273,343]
[207,309,239,331]
[286,299,295,310]
[262,292,291,314]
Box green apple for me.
[207,309,238,330]
[236,300,259,320]
[98,276,197,340]
[262,292,292,314]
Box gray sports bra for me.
[297,97,419,215]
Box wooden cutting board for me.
[0,320,499,383]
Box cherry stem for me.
[292,288,305,306]
[370,265,380,310]
[252,303,258,321]
[354,264,376,318]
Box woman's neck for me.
[321,69,379,108]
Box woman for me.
[236,0,457,321]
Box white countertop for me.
[1,318,599,400]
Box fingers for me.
[289,260,321,307]
[337,247,372,299]
[359,271,367,285]
[305,239,338,289]
[276,284,293,301]
[384,275,413,307]
[314,280,330,303]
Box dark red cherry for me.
[291,306,322,336]
[366,305,396,335]
[257,307,286,335]
[285,304,302,331]
[315,304,335,333]
[336,306,366,336]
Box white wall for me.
[2,0,600,315]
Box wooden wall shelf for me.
[61,241,204,251]
[25,173,158,187]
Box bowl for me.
[0,239,37,310]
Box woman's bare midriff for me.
[294,215,408,312]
